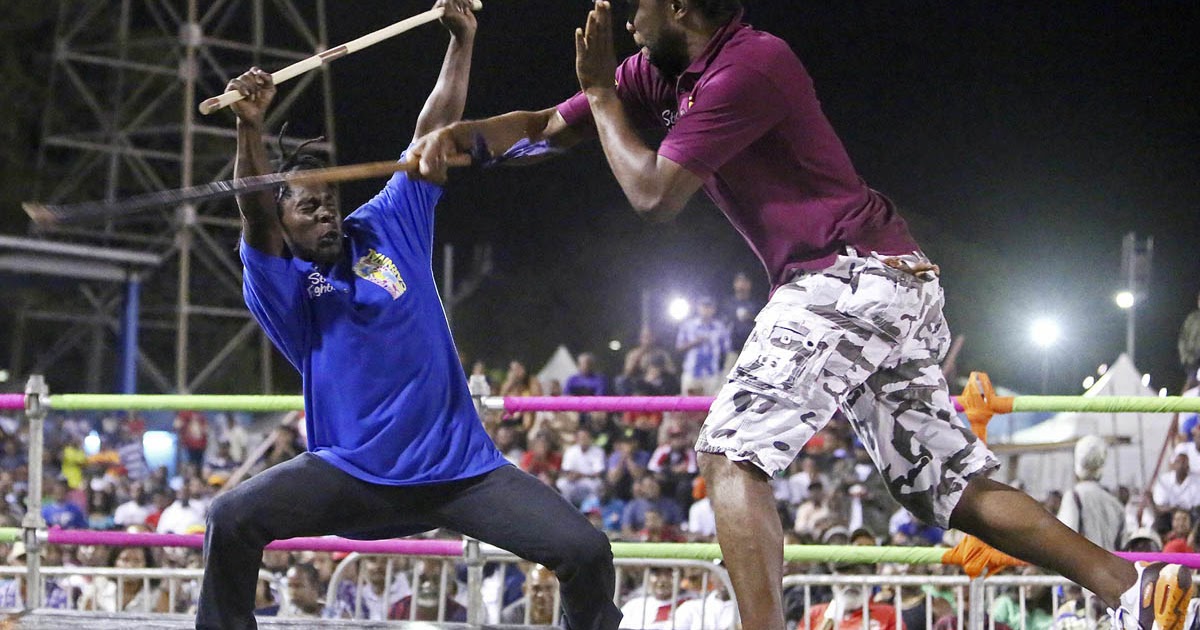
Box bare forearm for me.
[235,121,281,248]
[585,88,679,221]
[413,33,476,139]
[443,109,557,156]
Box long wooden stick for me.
[23,155,472,227]
[198,0,483,115]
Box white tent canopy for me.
[537,345,578,390]
[996,354,1173,498]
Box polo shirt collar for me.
[680,10,747,79]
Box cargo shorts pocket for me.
[731,311,845,400]
[834,266,905,335]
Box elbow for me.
[630,195,685,223]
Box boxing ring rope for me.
[1,527,1196,570]
[7,393,1200,414]
[7,376,1200,619]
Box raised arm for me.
[411,0,478,141]
[227,67,284,256]
[576,2,703,223]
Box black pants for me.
[196,454,620,629]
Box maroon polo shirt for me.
[558,13,920,288]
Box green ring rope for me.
[1009,396,1200,414]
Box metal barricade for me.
[782,573,1086,630]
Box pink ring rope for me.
[500,396,966,413]
[0,394,25,411]
[45,529,463,556]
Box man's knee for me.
[206,489,254,536]
[698,451,769,483]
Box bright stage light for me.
[608,339,622,352]
[1030,318,1061,349]
[1082,376,1095,389]
[1115,291,1135,309]
[668,297,691,322]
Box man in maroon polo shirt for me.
[410,2,1192,628]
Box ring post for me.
[968,573,986,630]
[22,374,49,609]
[468,374,489,420]
[464,538,485,624]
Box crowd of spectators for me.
[2,275,1200,628]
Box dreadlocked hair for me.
[273,122,329,208]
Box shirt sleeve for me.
[351,153,444,258]
[658,64,787,178]
[240,240,308,370]
[555,55,667,132]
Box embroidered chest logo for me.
[353,249,406,300]
[306,271,335,299]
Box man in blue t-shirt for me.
[195,3,618,629]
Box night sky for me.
[15,1,1198,396]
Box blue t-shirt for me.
[240,169,507,485]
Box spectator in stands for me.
[686,477,716,541]
[85,546,169,612]
[805,533,900,630]
[500,360,543,430]
[144,488,173,531]
[1163,509,1193,552]
[1174,421,1200,474]
[1042,489,1063,516]
[155,478,207,534]
[59,434,88,490]
[116,424,149,482]
[619,327,677,396]
[675,296,730,396]
[722,271,763,363]
[492,425,525,466]
[519,435,562,482]
[1178,290,1200,388]
[280,562,325,618]
[647,427,699,508]
[0,542,69,609]
[174,410,209,470]
[622,476,684,537]
[501,564,558,625]
[261,424,301,470]
[352,556,412,620]
[786,456,829,509]
[389,560,467,622]
[619,567,693,629]
[558,429,606,507]
[86,486,116,530]
[204,440,237,483]
[216,414,248,464]
[1153,453,1200,513]
[793,481,831,538]
[1057,436,1124,550]
[1124,527,1163,553]
[674,580,736,630]
[636,508,684,542]
[42,477,87,529]
[0,437,25,473]
[565,352,607,397]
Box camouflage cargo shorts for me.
[696,253,999,527]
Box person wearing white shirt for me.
[618,568,692,630]
[1153,453,1200,512]
[674,588,737,630]
[1174,424,1200,474]
[557,430,607,506]
[113,483,154,528]
[686,478,717,540]
[155,481,207,535]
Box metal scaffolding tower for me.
[21,0,336,393]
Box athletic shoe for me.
[1111,563,1200,630]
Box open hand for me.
[575,1,618,94]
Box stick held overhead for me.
[198,0,483,115]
